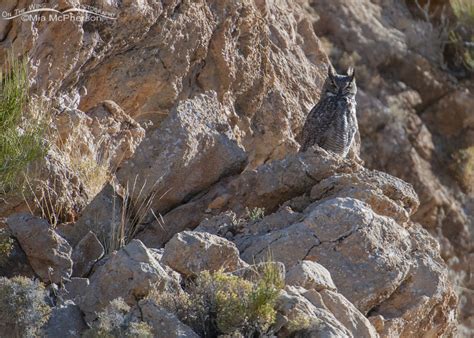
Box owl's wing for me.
[300,100,336,151]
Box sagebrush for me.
[0,276,51,337]
[154,263,284,337]
[83,298,153,338]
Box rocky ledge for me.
[0,0,469,336]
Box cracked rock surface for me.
[0,0,466,336]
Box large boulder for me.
[240,197,413,313]
[76,240,172,322]
[6,214,73,284]
[0,225,35,278]
[116,92,248,218]
[318,289,378,338]
[162,231,246,277]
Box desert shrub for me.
[0,276,51,337]
[83,298,153,338]
[154,264,284,337]
[0,52,47,194]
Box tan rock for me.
[369,224,458,337]
[286,260,336,292]
[310,169,419,224]
[276,285,352,337]
[116,92,247,220]
[71,231,104,277]
[241,197,413,313]
[319,289,378,338]
[144,149,357,247]
[7,213,73,283]
[77,240,172,322]
[57,183,121,247]
[138,299,199,338]
[162,231,246,277]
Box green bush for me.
[154,264,284,337]
[83,298,153,338]
[0,52,47,194]
[0,276,51,337]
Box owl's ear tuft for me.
[328,64,336,79]
[347,67,355,80]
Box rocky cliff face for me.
[0,0,471,336]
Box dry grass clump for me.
[153,263,284,337]
[106,178,163,254]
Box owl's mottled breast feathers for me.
[299,65,358,156]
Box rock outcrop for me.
[305,0,472,332]
[75,239,172,322]
[0,0,467,336]
[6,214,73,284]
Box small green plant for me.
[83,298,153,338]
[246,207,265,221]
[0,228,14,265]
[0,52,48,195]
[24,176,68,228]
[154,263,284,337]
[0,276,51,337]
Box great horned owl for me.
[299,65,358,157]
